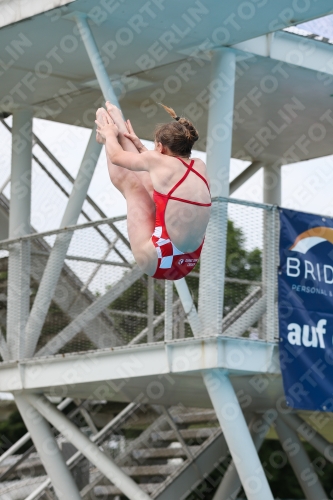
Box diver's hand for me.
[124,119,148,153]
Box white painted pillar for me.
[262,164,280,341]
[198,48,236,336]
[203,371,274,500]
[164,281,173,341]
[165,284,273,499]
[15,395,81,500]
[6,109,33,359]
[275,417,327,500]
[213,410,276,500]
[24,128,102,357]
[263,164,281,205]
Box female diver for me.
[95,102,211,281]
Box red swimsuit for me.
[151,157,211,281]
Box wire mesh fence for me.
[0,198,279,360]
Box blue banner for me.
[279,208,333,411]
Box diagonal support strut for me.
[24,393,152,500]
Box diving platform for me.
[0,337,280,406]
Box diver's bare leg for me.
[97,108,156,275]
[96,107,135,186]
[105,102,154,197]
[105,155,156,275]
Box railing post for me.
[264,206,277,342]
[164,281,173,341]
[263,164,281,341]
[147,276,154,342]
[7,108,33,359]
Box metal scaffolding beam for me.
[25,393,152,500]
[213,410,277,500]
[6,109,33,359]
[262,164,280,341]
[275,416,327,500]
[147,276,154,342]
[281,413,333,462]
[25,402,139,500]
[15,395,81,500]
[0,397,72,465]
[174,278,202,337]
[229,162,263,195]
[73,12,121,106]
[24,127,102,357]
[36,265,143,357]
[203,370,274,500]
[222,295,266,338]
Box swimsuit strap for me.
[168,196,212,207]
[176,158,211,191]
[167,159,195,198]
[166,157,211,206]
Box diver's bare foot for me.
[105,101,127,133]
[96,107,113,124]
[96,107,114,144]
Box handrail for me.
[212,196,276,211]
[0,215,126,248]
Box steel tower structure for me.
[1,1,333,498]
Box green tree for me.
[223,219,262,315]
[0,411,29,455]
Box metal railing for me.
[0,197,279,360]
[0,118,280,358]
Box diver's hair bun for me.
[178,117,199,143]
[159,103,199,147]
